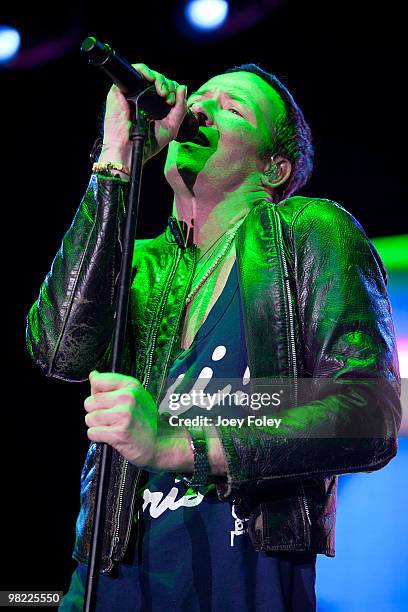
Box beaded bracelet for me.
[92,161,131,175]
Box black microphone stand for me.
[83,93,148,612]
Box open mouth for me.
[188,129,211,147]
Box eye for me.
[227,108,242,116]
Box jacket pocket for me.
[247,483,310,552]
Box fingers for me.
[106,84,130,108]
[86,372,142,436]
[132,63,156,82]
[89,370,140,393]
[173,84,188,117]
[85,400,140,432]
[84,387,137,412]
[132,63,181,106]
[85,405,130,427]
[87,426,127,446]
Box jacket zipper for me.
[156,244,198,401]
[272,206,311,528]
[110,460,137,549]
[300,482,312,526]
[109,244,183,564]
[144,246,183,388]
[272,206,298,404]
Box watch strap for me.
[188,432,209,490]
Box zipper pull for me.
[168,216,187,248]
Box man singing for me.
[27,62,401,611]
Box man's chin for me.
[164,159,200,193]
[165,144,213,192]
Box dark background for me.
[1,0,405,597]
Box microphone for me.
[80,36,199,143]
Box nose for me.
[189,101,215,127]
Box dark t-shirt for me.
[63,262,316,612]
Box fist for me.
[84,371,159,468]
[101,63,188,163]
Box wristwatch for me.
[187,432,210,491]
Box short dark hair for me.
[224,63,314,201]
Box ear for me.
[261,155,292,196]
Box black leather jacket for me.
[26,175,401,573]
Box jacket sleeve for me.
[215,200,401,500]
[26,174,130,382]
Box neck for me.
[172,177,270,254]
